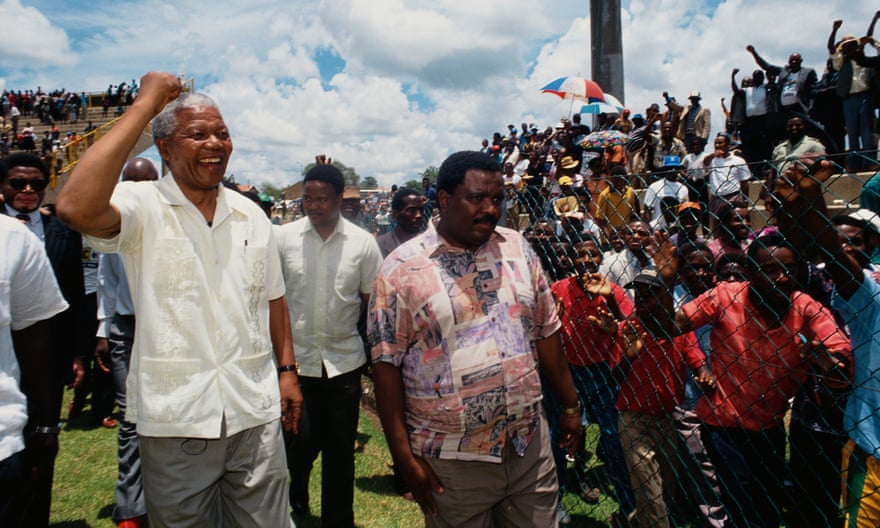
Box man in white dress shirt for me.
[57,72,302,527]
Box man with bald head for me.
[121,157,159,182]
[747,44,817,115]
[57,73,302,526]
[95,157,158,527]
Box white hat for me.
[848,209,880,233]
[689,90,701,99]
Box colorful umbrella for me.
[579,130,630,150]
[602,93,624,110]
[541,76,606,103]
[580,93,624,115]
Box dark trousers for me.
[109,314,146,522]
[672,406,727,527]
[843,91,877,171]
[787,421,845,528]
[703,425,786,528]
[72,293,115,420]
[14,443,55,527]
[0,450,26,526]
[285,367,362,528]
[741,114,771,170]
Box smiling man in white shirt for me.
[57,72,302,527]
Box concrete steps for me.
[629,171,875,230]
[746,172,872,229]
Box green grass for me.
[51,390,615,527]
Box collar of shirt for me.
[5,205,43,239]
[4,204,40,223]
[156,175,248,229]
[300,214,350,242]
[421,218,508,258]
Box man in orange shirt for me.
[676,233,851,528]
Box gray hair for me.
[150,93,219,141]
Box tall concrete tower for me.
[590,0,624,104]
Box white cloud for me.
[0,0,76,67]
[1,0,876,189]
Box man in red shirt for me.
[550,236,635,518]
[676,233,851,528]
[613,268,713,527]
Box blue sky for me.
[0,0,875,188]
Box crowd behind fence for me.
[472,150,876,527]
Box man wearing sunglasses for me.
[0,152,87,526]
[2,154,51,230]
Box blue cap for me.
[633,113,644,120]
[662,155,682,168]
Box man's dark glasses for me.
[7,178,49,191]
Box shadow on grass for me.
[353,430,371,453]
[63,414,103,432]
[96,503,114,519]
[355,473,398,495]
[291,511,321,528]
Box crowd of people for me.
[4,10,880,528]
[1,80,138,163]
[426,11,880,527]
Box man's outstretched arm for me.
[57,72,182,238]
[774,156,863,299]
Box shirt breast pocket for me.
[334,257,362,296]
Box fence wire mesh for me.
[517,153,880,527]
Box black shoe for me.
[291,501,309,516]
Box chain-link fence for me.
[519,153,880,527]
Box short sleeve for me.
[367,269,410,367]
[677,332,706,370]
[802,297,850,354]
[681,286,721,330]
[526,241,561,338]
[736,161,752,182]
[644,186,658,209]
[359,236,383,296]
[265,227,286,301]
[612,283,635,317]
[83,181,145,254]
[9,227,68,330]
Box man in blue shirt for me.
[776,155,879,527]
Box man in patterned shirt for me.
[368,151,583,527]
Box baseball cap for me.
[689,91,702,99]
[662,155,683,168]
[847,209,880,233]
[678,201,703,214]
[624,268,666,289]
